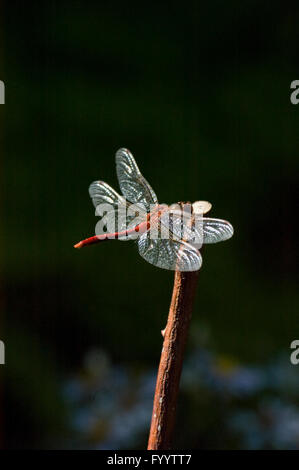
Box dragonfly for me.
[74,148,234,271]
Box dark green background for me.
[1,0,298,449]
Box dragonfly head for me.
[170,201,212,216]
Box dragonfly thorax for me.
[178,201,193,211]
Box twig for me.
[147,270,199,450]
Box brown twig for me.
[147,270,199,450]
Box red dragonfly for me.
[74,148,233,271]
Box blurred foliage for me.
[1,0,299,448]
[63,343,299,449]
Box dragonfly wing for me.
[90,181,144,240]
[137,231,202,271]
[159,212,234,246]
[200,217,234,244]
[115,148,158,210]
[89,180,126,208]
[159,210,203,247]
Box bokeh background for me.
[1,0,299,449]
